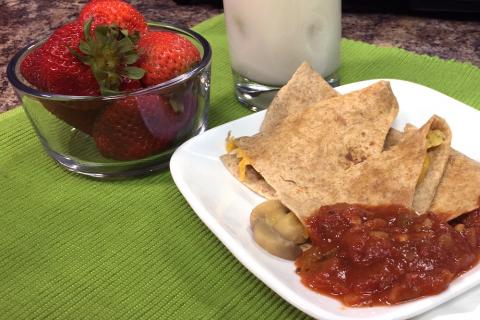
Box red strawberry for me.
[20,22,99,96]
[20,20,146,134]
[79,0,148,35]
[20,44,45,89]
[87,0,121,2]
[120,78,143,92]
[93,95,188,160]
[21,22,102,134]
[137,31,201,86]
[38,22,100,96]
[40,100,103,135]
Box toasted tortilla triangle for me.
[278,117,437,220]
[232,81,399,216]
[430,152,480,221]
[411,117,452,213]
[261,62,339,132]
[385,121,480,220]
[221,63,338,198]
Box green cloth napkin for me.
[1,14,479,320]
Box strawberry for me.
[20,22,99,96]
[40,100,103,135]
[40,22,100,96]
[137,31,201,86]
[79,0,148,35]
[20,20,145,134]
[20,44,44,90]
[92,95,187,160]
[119,78,143,92]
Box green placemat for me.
[1,14,479,320]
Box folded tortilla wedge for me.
[221,62,339,198]
[385,123,480,220]
[430,151,480,221]
[277,116,447,220]
[260,62,339,132]
[384,119,452,213]
[228,81,398,213]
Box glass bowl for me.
[7,22,212,178]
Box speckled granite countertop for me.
[1,0,479,112]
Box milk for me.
[223,0,341,86]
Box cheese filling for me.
[225,132,252,181]
[417,129,447,185]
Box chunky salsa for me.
[295,203,480,306]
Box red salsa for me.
[295,204,480,306]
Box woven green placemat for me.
[1,14,479,320]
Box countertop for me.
[1,0,479,113]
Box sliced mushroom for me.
[253,220,302,260]
[273,212,308,244]
[250,200,308,260]
[250,199,289,227]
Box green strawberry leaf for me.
[70,19,146,96]
[79,41,92,55]
[122,67,145,80]
[118,37,135,54]
[83,18,93,41]
[123,53,139,65]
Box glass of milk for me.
[223,0,341,111]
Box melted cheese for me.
[236,149,252,181]
[225,132,236,152]
[417,129,446,185]
[225,133,252,181]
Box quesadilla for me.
[399,126,480,221]
[228,81,398,215]
[430,152,480,221]
[221,63,478,224]
[221,62,339,198]
[385,124,480,221]
[278,116,448,220]
[220,152,277,198]
[384,119,452,213]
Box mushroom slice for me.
[273,212,308,244]
[250,200,307,260]
[253,220,302,260]
[250,199,290,227]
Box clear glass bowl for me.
[7,22,212,178]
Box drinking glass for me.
[223,0,341,111]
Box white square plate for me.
[170,80,480,320]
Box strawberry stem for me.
[70,18,145,95]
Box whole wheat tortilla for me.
[278,117,437,220]
[221,62,338,197]
[222,125,409,201]
[401,125,480,221]
[430,152,480,221]
[260,62,339,133]
[220,153,277,199]
[233,81,399,218]
[411,117,452,213]
[385,122,480,220]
